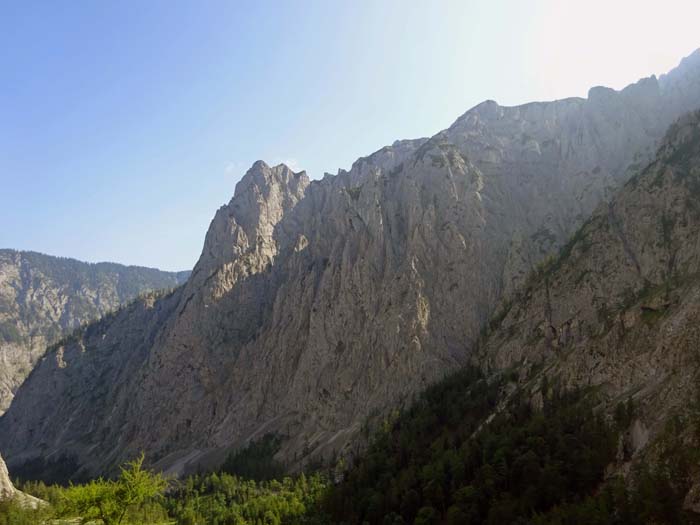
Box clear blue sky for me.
[1,0,698,271]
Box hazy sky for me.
[2,0,699,271]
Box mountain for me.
[0,249,189,413]
[479,108,700,479]
[1,50,699,481]
[323,108,700,524]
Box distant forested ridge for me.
[0,248,189,412]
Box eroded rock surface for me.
[2,51,699,479]
[0,250,189,414]
[479,110,700,487]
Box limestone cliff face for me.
[0,250,189,414]
[1,51,699,479]
[447,63,700,295]
[478,110,700,476]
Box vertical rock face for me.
[445,61,700,295]
[1,50,699,479]
[0,250,190,414]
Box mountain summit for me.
[2,50,700,480]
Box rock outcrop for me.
[1,50,699,480]
[0,250,189,413]
[0,452,43,508]
[0,453,14,501]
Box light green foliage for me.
[7,455,326,524]
[57,453,167,525]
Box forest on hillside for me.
[3,367,698,524]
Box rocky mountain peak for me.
[4,55,700,481]
[190,161,309,287]
[230,161,309,233]
[233,161,307,200]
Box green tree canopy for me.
[58,453,167,525]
